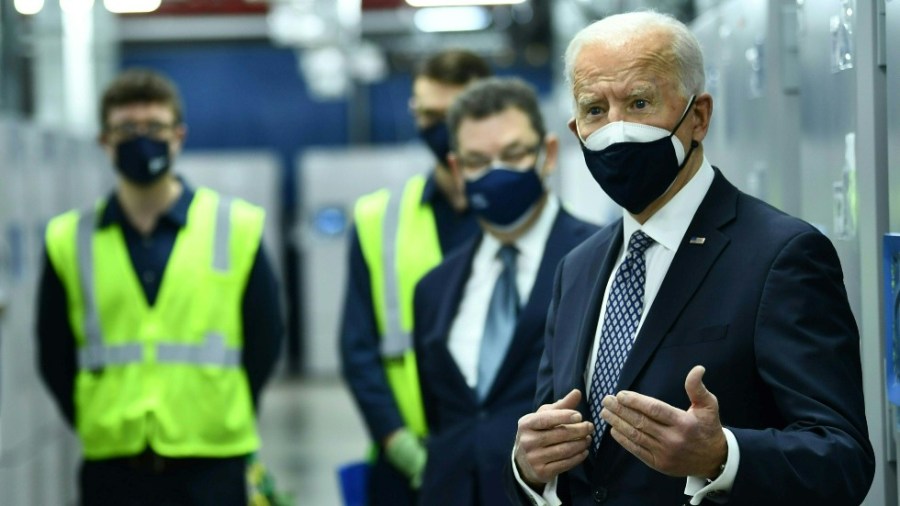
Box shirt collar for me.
[99,177,195,229]
[622,157,715,252]
[480,195,560,264]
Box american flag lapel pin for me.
[689,236,706,245]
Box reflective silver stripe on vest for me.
[76,210,145,370]
[213,196,233,272]
[78,344,144,369]
[156,333,241,366]
[379,183,411,358]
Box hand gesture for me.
[514,389,594,487]
[600,365,727,478]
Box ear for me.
[567,117,580,139]
[447,152,465,193]
[690,93,713,143]
[540,133,559,178]
[170,124,188,155]
[97,130,115,160]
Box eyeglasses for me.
[457,143,543,176]
[106,121,177,139]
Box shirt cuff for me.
[684,427,740,505]
[510,444,562,506]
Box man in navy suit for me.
[413,77,598,506]
[510,11,875,506]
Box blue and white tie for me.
[588,230,654,453]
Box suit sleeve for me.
[412,276,439,432]
[36,248,76,428]
[727,230,874,504]
[241,242,284,410]
[533,254,565,410]
[339,225,405,443]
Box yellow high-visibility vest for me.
[354,174,443,437]
[45,187,263,459]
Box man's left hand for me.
[600,365,727,478]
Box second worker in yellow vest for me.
[339,49,491,506]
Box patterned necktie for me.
[476,244,520,400]
[589,230,654,452]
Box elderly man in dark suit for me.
[413,77,597,506]
[509,10,875,506]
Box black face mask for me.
[115,136,172,185]
[580,95,697,214]
[418,121,451,165]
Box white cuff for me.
[684,427,740,505]
[510,443,562,506]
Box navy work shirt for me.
[36,182,283,427]
[339,171,479,442]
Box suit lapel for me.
[485,211,582,402]
[615,170,737,393]
[571,221,623,422]
[430,236,482,401]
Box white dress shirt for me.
[447,197,559,389]
[514,159,740,505]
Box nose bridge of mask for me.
[472,145,545,180]
[582,121,670,151]
[581,94,698,149]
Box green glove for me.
[384,429,427,489]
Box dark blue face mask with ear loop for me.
[580,95,698,214]
[419,121,451,165]
[463,150,546,228]
[115,135,172,185]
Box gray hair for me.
[447,77,546,151]
[563,10,705,98]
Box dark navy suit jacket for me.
[413,207,597,506]
[511,169,874,505]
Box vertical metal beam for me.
[854,0,894,503]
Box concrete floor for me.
[256,376,369,506]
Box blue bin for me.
[337,461,370,506]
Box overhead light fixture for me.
[14,0,44,15]
[407,0,524,5]
[104,0,161,13]
[59,0,93,12]
[414,6,491,32]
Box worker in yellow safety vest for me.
[36,69,283,506]
[339,49,491,506]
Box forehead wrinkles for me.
[572,30,680,97]
[572,60,663,102]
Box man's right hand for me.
[514,389,593,488]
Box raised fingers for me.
[605,391,681,430]
[516,422,593,484]
[524,441,591,482]
[520,408,584,432]
[518,420,593,450]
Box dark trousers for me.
[368,452,417,506]
[80,453,247,506]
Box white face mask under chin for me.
[579,121,687,166]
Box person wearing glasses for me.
[36,69,283,505]
[339,49,491,505]
[411,77,597,506]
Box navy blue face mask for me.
[115,135,172,185]
[464,162,545,228]
[580,95,698,215]
[419,121,451,165]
